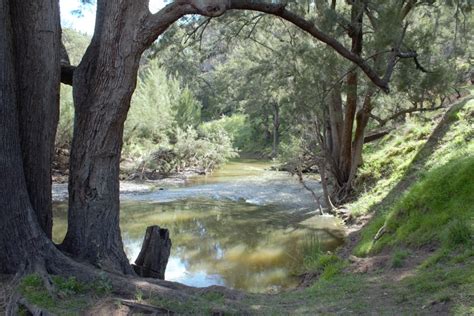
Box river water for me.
[52,159,345,293]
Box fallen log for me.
[132,226,171,280]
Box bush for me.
[55,84,75,149]
[200,114,253,152]
[143,126,237,176]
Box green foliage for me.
[123,59,202,159]
[52,276,87,296]
[443,219,472,247]
[19,274,92,313]
[91,272,113,296]
[354,98,474,259]
[300,235,346,280]
[351,98,474,218]
[114,58,238,176]
[56,84,75,149]
[19,275,55,309]
[391,249,409,268]
[62,28,90,65]
[200,114,254,152]
[357,156,474,257]
[144,125,237,175]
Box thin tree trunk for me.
[328,82,343,164]
[10,0,61,239]
[337,0,363,192]
[349,87,374,181]
[319,158,334,214]
[271,103,280,157]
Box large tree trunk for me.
[9,0,61,239]
[0,0,64,274]
[60,0,197,273]
[60,1,151,274]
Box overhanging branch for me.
[228,0,390,92]
[142,0,427,93]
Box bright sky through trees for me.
[59,0,167,34]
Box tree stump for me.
[132,226,171,279]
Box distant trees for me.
[154,1,472,204]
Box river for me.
[52,159,345,293]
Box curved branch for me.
[141,1,390,92]
[227,0,390,92]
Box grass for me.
[349,97,474,217]
[356,156,474,256]
[391,249,409,268]
[18,273,114,315]
[147,290,239,315]
[353,97,474,256]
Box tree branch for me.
[142,0,419,93]
[228,0,390,92]
[370,105,445,126]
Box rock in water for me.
[132,226,171,279]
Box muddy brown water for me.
[53,159,345,293]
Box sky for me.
[60,0,168,35]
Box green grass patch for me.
[18,273,116,314]
[391,249,409,268]
[356,156,474,256]
[398,260,474,311]
[300,235,347,279]
[19,275,55,309]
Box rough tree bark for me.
[60,0,210,273]
[132,226,172,279]
[9,0,61,239]
[325,0,364,197]
[3,0,418,274]
[349,87,375,180]
[0,0,65,274]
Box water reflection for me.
[52,160,345,292]
[53,199,344,292]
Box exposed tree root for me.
[0,275,14,315]
[4,259,60,315]
[8,295,55,316]
[120,299,174,314]
[4,244,248,315]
